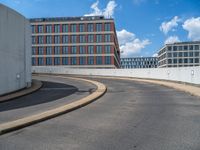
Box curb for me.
[0,75,106,135]
[0,80,43,103]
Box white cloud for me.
[84,0,117,18]
[182,17,200,41]
[152,53,158,57]
[164,36,180,44]
[117,29,151,57]
[160,16,181,35]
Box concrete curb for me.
[0,75,106,135]
[0,80,43,103]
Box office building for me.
[121,57,158,69]
[30,16,120,68]
[158,41,200,68]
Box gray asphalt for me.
[0,75,96,123]
[1,76,200,150]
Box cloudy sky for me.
[1,0,200,57]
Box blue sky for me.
[1,0,200,57]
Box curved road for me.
[1,77,200,150]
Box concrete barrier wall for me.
[32,66,200,85]
[0,4,31,95]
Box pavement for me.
[1,76,200,150]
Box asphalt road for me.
[0,75,96,124]
[1,77,200,150]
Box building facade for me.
[158,41,200,68]
[121,57,158,69]
[0,4,31,95]
[30,16,120,68]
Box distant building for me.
[158,41,200,68]
[0,4,31,95]
[121,57,158,69]
[30,16,120,68]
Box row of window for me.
[32,56,112,65]
[121,58,158,62]
[121,65,157,69]
[32,45,112,55]
[167,58,200,64]
[167,45,200,51]
[166,52,199,58]
[32,34,112,44]
[121,61,158,65]
[32,23,111,33]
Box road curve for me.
[1,77,200,150]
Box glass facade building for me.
[158,41,200,68]
[30,16,120,68]
[121,57,158,69]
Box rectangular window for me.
[32,36,36,44]
[62,35,68,43]
[62,24,68,32]
[178,46,182,50]
[96,34,102,42]
[54,24,60,33]
[96,46,102,54]
[96,56,102,65]
[38,57,44,65]
[38,47,44,55]
[71,46,77,54]
[62,46,68,54]
[195,58,199,63]
[88,46,94,54]
[32,47,36,55]
[179,59,182,63]
[189,52,193,57]
[54,57,60,65]
[105,34,111,42]
[71,35,77,43]
[79,46,86,54]
[54,46,60,54]
[195,52,199,57]
[184,52,188,57]
[178,52,182,57]
[79,35,85,43]
[184,58,188,63]
[168,46,172,51]
[46,57,52,65]
[194,45,199,50]
[88,56,94,65]
[46,36,52,44]
[184,45,188,50]
[104,23,111,31]
[31,25,36,33]
[189,58,193,63]
[54,35,60,44]
[46,25,52,33]
[38,25,43,33]
[71,57,77,65]
[173,52,177,57]
[87,23,94,32]
[105,45,111,53]
[88,35,94,43]
[79,57,86,65]
[38,36,44,44]
[96,23,102,32]
[189,45,193,50]
[32,58,36,65]
[71,24,76,32]
[79,24,85,32]
[62,57,68,65]
[105,56,111,64]
[173,46,177,51]
[46,47,52,55]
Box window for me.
[178,52,182,57]
[46,36,52,44]
[54,57,60,65]
[167,53,172,57]
[195,58,199,63]
[173,46,177,51]
[96,35,102,42]
[38,47,44,55]
[189,45,193,50]
[88,35,94,43]
[32,58,36,66]
[87,24,94,32]
[105,56,111,64]
[178,46,182,50]
[62,57,68,65]
[104,23,111,31]
[46,57,52,65]
[88,46,94,54]
[54,24,60,33]
[184,52,188,57]
[96,56,102,65]
[71,46,77,54]
[79,24,85,32]
[179,59,182,63]
[38,58,44,65]
[168,59,172,64]
[71,57,77,65]
[168,46,172,51]
[32,47,36,55]
[88,56,94,65]
[32,36,36,44]
[54,46,60,54]
[96,23,102,32]
[71,35,77,43]
[189,58,193,63]
[79,35,85,43]
[184,45,188,50]
[79,57,86,65]
[194,45,199,50]
[195,52,199,57]
[96,46,102,54]
[38,25,43,33]
[46,25,52,33]
[189,52,193,57]
[62,46,68,54]
[173,59,177,64]
[31,25,36,33]
[62,24,68,32]
[105,34,111,42]
[184,58,188,63]
[79,46,86,54]
[173,52,177,57]
[105,45,111,53]
[46,47,52,55]
[38,36,44,44]
[54,35,60,44]
[62,35,68,43]
[71,24,76,32]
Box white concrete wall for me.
[32,66,200,85]
[0,4,31,95]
